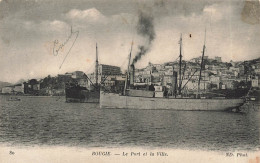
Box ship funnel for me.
[172,71,178,96]
[130,64,135,86]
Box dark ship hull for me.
[65,85,100,103]
[65,43,100,103]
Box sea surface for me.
[0,95,259,151]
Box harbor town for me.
[1,56,259,101]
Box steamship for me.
[100,33,245,111]
[65,44,100,103]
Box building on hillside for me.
[14,84,24,94]
[181,79,209,91]
[252,76,259,88]
[71,71,85,79]
[151,72,162,84]
[255,68,260,75]
[24,79,40,94]
[164,65,173,70]
[58,74,72,81]
[190,57,201,63]
[215,56,222,62]
[221,79,236,89]
[134,74,152,85]
[162,75,175,88]
[210,75,220,89]
[1,84,24,94]
[98,64,121,75]
[230,60,236,67]
[1,86,14,94]
[64,72,73,77]
[88,64,122,87]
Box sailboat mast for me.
[198,29,206,98]
[95,43,99,86]
[178,34,183,95]
[123,41,133,95]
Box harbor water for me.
[0,95,259,151]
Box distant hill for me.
[15,79,26,84]
[0,81,12,90]
[248,57,260,64]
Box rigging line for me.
[181,61,186,82]
[120,12,136,93]
[85,72,95,86]
[118,41,134,75]
[130,4,137,43]
[100,74,110,85]
[83,57,98,86]
[118,13,136,73]
[181,69,198,91]
[171,56,179,64]
[86,62,95,74]
[127,9,136,64]
[182,40,184,60]
[123,40,134,67]
[120,58,128,70]
[84,73,98,89]
[209,8,213,32]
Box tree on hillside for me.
[226,63,233,69]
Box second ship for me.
[65,43,123,103]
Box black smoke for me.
[132,45,148,65]
[132,9,156,65]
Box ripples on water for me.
[0,95,259,151]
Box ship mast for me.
[197,29,206,98]
[178,34,183,95]
[95,43,99,86]
[123,41,133,95]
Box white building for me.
[1,86,14,94]
[252,76,259,88]
[14,84,24,94]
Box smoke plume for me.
[132,9,156,65]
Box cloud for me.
[21,20,69,33]
[65,8,105,21]
[49,20,68,29]
[64,8,136,32]
[0,7,137,83]
[203,4,223,21]
[0,1,259,83]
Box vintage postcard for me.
[0,0,259,162]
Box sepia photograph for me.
[0,0,259,162]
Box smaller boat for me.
[7,97,21,101]
[246,96,256,101]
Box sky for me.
[0,0,259,83]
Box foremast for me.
[178,34,183,95]
[123,41,133,95]
[95,43,99,87]
[197,29,207,98]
